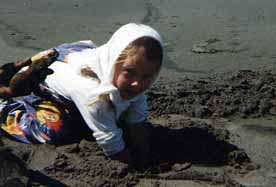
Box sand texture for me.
[0,0,276,187]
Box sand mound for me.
[1,70,275,187]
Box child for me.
[0,23,164,167]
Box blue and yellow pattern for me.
[0,96,65,144]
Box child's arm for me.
[121,95,151,169]
[68,89,131,162]
[125,121,150,169]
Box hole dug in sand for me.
[137,117,258,186]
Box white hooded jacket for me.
[45,23,164,155]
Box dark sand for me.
[0,0,276,186]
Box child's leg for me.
[29,49,58,71]
[0,58,32,86]
[9,49,58,96]
[0,58,32,98]
[0,49,58,98]
[1,96,67,144]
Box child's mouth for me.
[120,90,139,99]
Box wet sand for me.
[1,0,276,187]
[1,0,276,75]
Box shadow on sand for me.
[147,122,250,168]
[0,146,70,187]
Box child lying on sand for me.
[0,23,163,168]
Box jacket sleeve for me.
[70,89,125,156]
[46,62,125,156]
[123,95,149,125]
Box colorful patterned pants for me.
[0,95,70,144]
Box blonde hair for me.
[116,36,163,66]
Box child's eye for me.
[125,68,135,76]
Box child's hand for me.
[110,148,133,165]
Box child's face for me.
[113,47,160,100]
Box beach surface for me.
[0,0,276,186]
